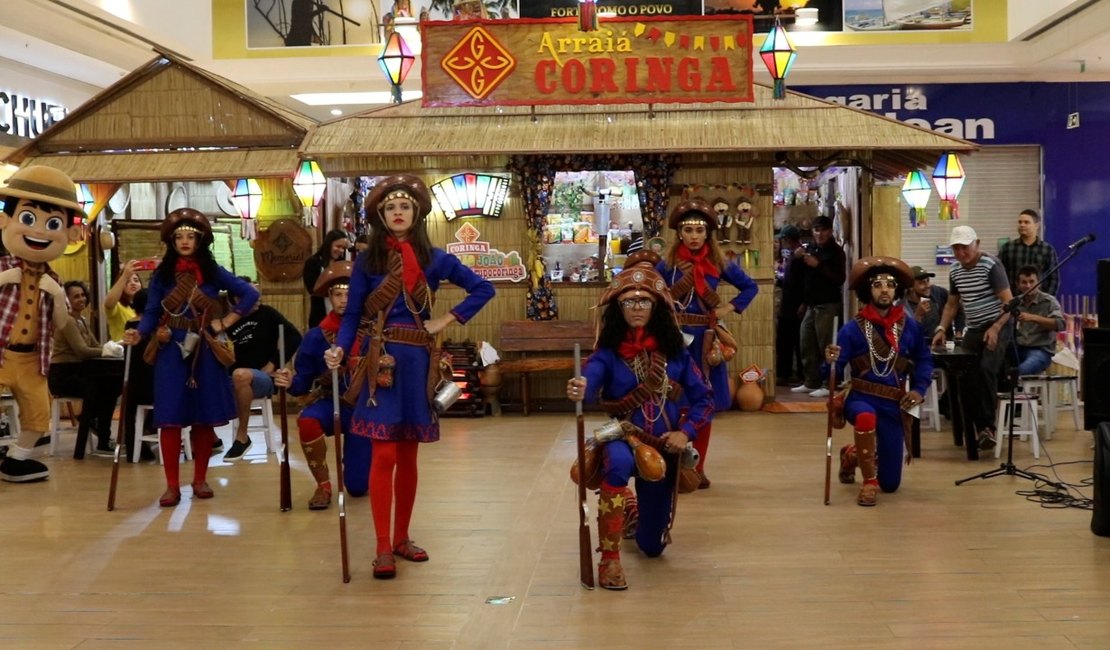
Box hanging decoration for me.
[759,20,796,100]
[292,160,327,228]
[431,173,511,221]
[901,170,932,228]
[378,30,416,104]
[578,0,599,32]
[232,178,263,240]
[932,152,965,220]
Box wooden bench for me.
[498,320,595,415]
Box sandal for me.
[393,539,429,562]
[159,488,181,508]
[191,481,214,499]
[373,552,396,579]
[308,485,332,510]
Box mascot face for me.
[0,198,81,264]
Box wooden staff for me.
[824,317,839,506]
[332,357,351,583]
[107,344,133,511]
[278,324,292,512]
[573,344,594,590]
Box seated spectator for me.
[103,259,144,341]
[1013,265,1065,376]
[224,277,302,460]
[48,281,125,457]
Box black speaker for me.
[1093,423,1110,537]
[1100,259,1110,326]
[1083,328,1110,431]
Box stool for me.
[1019,375,1081,440]
[49,396,91,457]
[132,404,194,464]
[0,394,20,452]
[920,370,945,432]
[995,393,1041,459]
[233,396,277,455]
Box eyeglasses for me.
[870,280,899,290]
[619,298,654,310]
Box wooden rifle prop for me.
[573,344,595,589]
[279,324,292,512]
[332,354,351,583]
[107,344,132,511]
[824,317,839,506]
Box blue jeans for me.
[1017,347,1053,377]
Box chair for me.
[1019,375,1081,441]
[995,393,1041,459]
[132,404,193,464]
[49,396,90,457]
[234,396,278,455]
[0,393,20,453]
[920,370,945,432]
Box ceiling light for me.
[330,108,343,116]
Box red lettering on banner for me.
[536,60,557,93]
[705,57,736,92]
[645,58,672,92]
[677,58,699,92]
[563,59,586,93]
[530,56,742,98]
[589,59,618,93]
[624,58,641,92]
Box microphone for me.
[1067,233,1096,251]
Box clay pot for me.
[735,380,764,412]
[477,363,502,398]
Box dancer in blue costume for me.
[826,256,933,506]
[325,175,494,579]
[656,199,757,489]
[123,208,259,507]
[567,251,714,590]
[274,260,367,510]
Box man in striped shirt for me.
[932,226,1015,450]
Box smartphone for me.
[134,258,159,272]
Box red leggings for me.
[369,440,419,555]
[692,421,711,473]
[160,425,215,489]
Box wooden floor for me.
[3,409,1109,649]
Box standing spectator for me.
[903,265,964,339]
[1012,266,1065,376]
[324,175,494,579]
[997,209,1059,296]
[657,199,757,489]
[123,208,260,507]
[223,277,302,460]
[931,226,1014,450]
[103,260,143,341]
[303,229,350,328]
[792,216,846,398]
[775,225,806,386]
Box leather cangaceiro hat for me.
[160,207,213,245]
[667,199,718,231]
[312,260,353,297]
[848,256,914,291]
[364,175,434,222]
[597,250,674,311]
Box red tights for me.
[370,440,419,555]
[160,425,215,489]
[692,422,711,473]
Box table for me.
[929,346,980,461]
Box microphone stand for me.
[955,245,1083,488]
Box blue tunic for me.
[137,267,259,428]
[336,249,494,443]
[831,315,934,493]
[656,259,759,411]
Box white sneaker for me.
[809,388,830,398]
[790,384,814,393]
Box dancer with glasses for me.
[825,257,933,506]
[657,199,757,489]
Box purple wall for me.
[793,82,1110,297]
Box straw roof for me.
[3,50,317,182]
[306,84,975,179]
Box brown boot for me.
[301,434,331,487]
[597,485,628,590]
[621,487,638,539]
[854,428,878,507]
[838,444,857,484]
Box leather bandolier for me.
[143,272,226,383]
[847,313,915,453]
[342,253,446,408]
[598,351,683,425]
[670,260,736,372]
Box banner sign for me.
[447,223,527,282]
[421,15,754,107]
[518,1,704,19]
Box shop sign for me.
[446,222,527,282]
[421,15,753,107]
[0,91,67,138]
[518,1,704,19]
[253,218,314,281]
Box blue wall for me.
[793,82,1110,297]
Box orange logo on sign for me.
[441,26,516,101]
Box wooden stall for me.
[1,51,319,331]
[303,90,976,410]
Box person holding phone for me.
[103,260,144,342]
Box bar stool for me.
[0,392,20,453]
[1019,375,1081,440]
[920,370,945,432]
[49,396,90,457]
[233,396,277,455]
[995,392,1041,459]
[132,405,193,464]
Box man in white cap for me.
[931,225,1014,450]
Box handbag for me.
[203,329,236,368]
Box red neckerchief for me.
[174,257,204,284]
[676,244,720,296]
[859,303,905,348]
[617,327,658,360]
[319,311,341,334]
[386,236,424,293]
